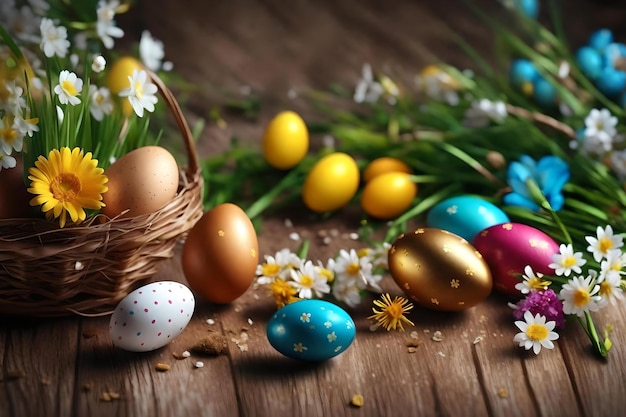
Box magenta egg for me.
[471,222,559,298]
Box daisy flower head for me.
[600,249,625,283]
[331,280,362,308]
[96,0,124,49]
[91,55,107,73]
[139,30,167,72]
[28,147,108,228]
[88,85,114,121]
[0,115,24,154]
[598,273,624,306]
[39,17,70,58]
[333,248,382,291]
[585,225,623,262]
[256,248,301,284]
[549,243,587,276]
[515,265,551,294]
[0,151,16,171]
[353,63,383,104]
[54,70,83,106]
[289,260,330,299]
[368,293,415,332]
[583,108,618,153]
[118,69,158,117]
[559,274,605,317]
[513,310,559,355]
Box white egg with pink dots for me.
[109,281,195,352]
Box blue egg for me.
[426,195,509,242]
[589,28,613,51]
[509,59,538,93]
[514,0,539,19]
[532,77,556,108]
[596,67,626,97]
[266,299,356,361]
[576,46,603,79]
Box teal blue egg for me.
[576,46,603,79]
[532,77,556,108]
[509,59,538,93]
[426,195,509,242]
[266,299,356,361]
[589,29,613,51]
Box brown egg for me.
[102,146,179,218]
[388,228,492,311]
[0,155,34,219]
[181,203,259,304]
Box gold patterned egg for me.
[388,228,492,311]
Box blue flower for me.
[504,155,570,211]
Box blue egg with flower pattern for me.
[426,195,509,242]
[266,299,356,361]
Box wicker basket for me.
[0,70,204,317]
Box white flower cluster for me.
[256,245,389,307]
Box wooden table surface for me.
[3,1,626,416]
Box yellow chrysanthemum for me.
[269,278,300,309]
[28,147,108,227]
[368,293,415,332]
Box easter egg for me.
[262,111,309,170]
[388,228,492,312]
[472,222,559,298]
[363,157,412,182]
[302,152,359,213]
[109,281,195,352]
[426,195,509,242]
[266,299,356,361]
[101,146,179,218]
[360,172,417,219]
[182,203,259,303]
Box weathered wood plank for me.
[0,318,78,417]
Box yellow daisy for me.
[368,293,415,332]
[269,278,300,309]
[28,147,108,227]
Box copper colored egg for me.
[182,203,259,304]
[388,228,492,311]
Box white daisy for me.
[331,280,362,308]
[0,116,24,154]
[96,0,124,49]
[0,151,16,171]
[585,225,623,262]
[600,249,625,283]
[88,85,114,121]
[513,310,559,355]
[39,17,70,58]
[91,55,107,73]
[463,99,507,128]
[54,70,83,106]
[353,63,383,104]
[256,248,301,284]
[598,273,624,306]
[333,248,382,291]
[583,108,618,154]
[289,260,330,299]
[515,265,550,294]
[559,274,605,317]
[549,243,587,276]
[118,69,158,117]
[14,116,39,138]
[139,30,166,72]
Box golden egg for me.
[388,228,492,311]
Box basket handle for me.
[146,69,200,175]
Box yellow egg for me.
[363,157,412,182]
[262,111,309,169]
[302,152,359,213]
[388,228,492,311]
[102,146,179,218]
[360,172,417,219]
[182,203,259,303]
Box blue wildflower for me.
[503,155,570,211]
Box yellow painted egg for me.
[388,228,492,311]
[302,152,359,213]
[360,172,417,219]
[262,111,309,170]
[101,146,179,218]
[182,203,259,303]
[363,157,412,182]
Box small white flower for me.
[585,225,623,262]
[289,260,330,299]
[139,30,166,72]
[4,81,26,115]
[54,70,83,106]
[96,0,124,49]
[118,69,158,117]
[256,249,301,284]
[14,116,39,138]
[515,265,549,294]
[39,17,70,58]
[333,249,382,291]
[88,85,114,121]
[463,99,507,127]
[549,243,586,276]
[353,63,383,104]
[0,151,16,171]
[600,249,625,283]
[559,274,605,317]
[598,273,624,306]
[583,108,618,154]
[513,311,559,355]
[331,280,362,308]
[92,55,107,73]
[0,117,24,154]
